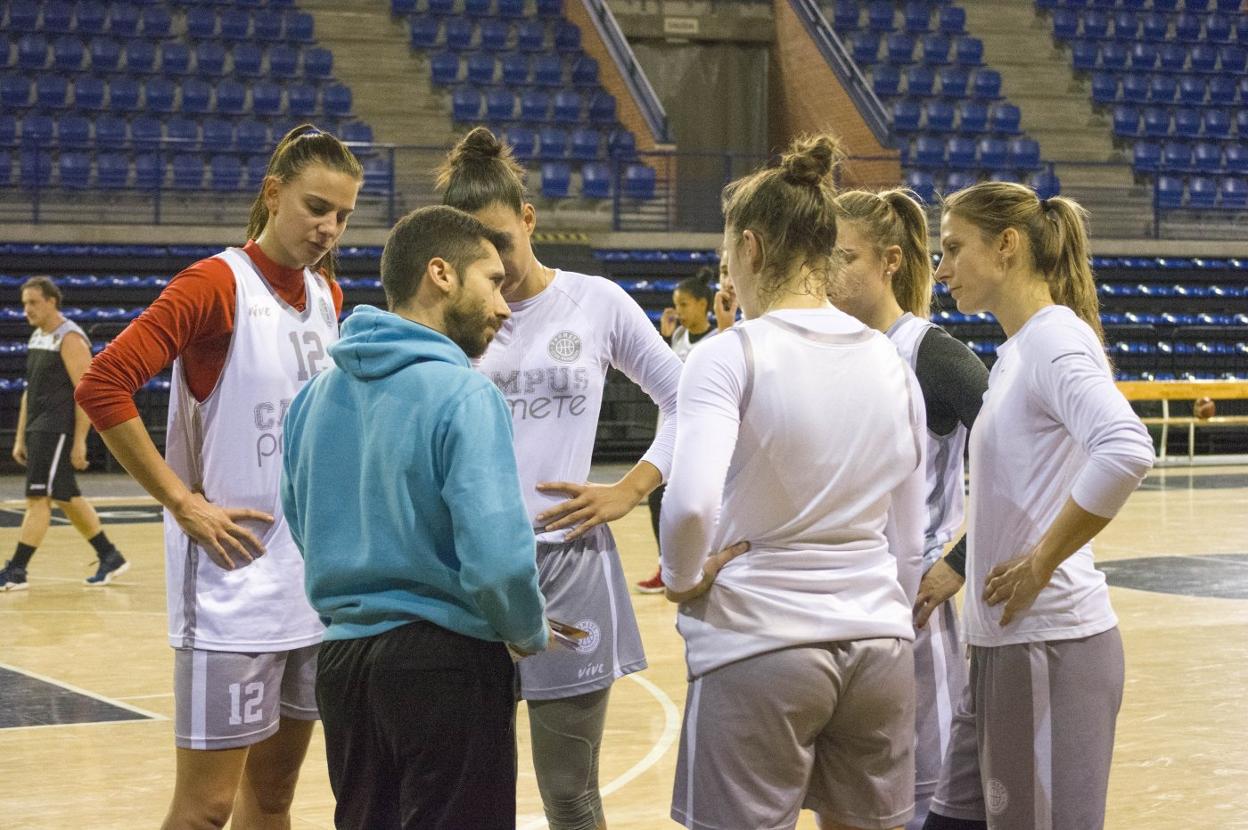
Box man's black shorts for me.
[24,431,81,501]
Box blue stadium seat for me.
[131,115,162,148]
[96,153,129,189]
[95,114,126,149]
[1204,109,1230,138]
[921,33,950,65]
[1150,74,1176,103]
[569,127,600,160]
[109,3,140,37]
[17,34,49,70]
[1133,141,1160,171]
[486,88,515,120]
[410,17,440,49]
[172,154,204,190]
[1178,76,1206,106]
[467,53,496,85]
[237,119,270,152]
[429,0,455,15]
[938,5,966,35]
[1188,177,1217,208]
[480,20,510,51]
[1208,76,1235,106]
[141,6,172,38]
[1220,45,1247,75]
[1190,45,1217,73]
[0,150,12,188]
[88,37,120,72]
[324,83,352,117]
[1112,105,1139,136]
[186,7,218,39]
[851,32,879,64]
[1143,108,1170,137]
[1029,167,1061,199]
[218,9,250,41]
[977,136,1007,169]
[109,76,140,111]
[534,54,563,86]
[167,116,200,147]
[914,135,945,167]
[340,122,373,146]
[1193,142,1222,172]
[954,37,986,67]
[210,154,242,191]
[269,45,300,79]
[452,87,481,121]
[904,169,935,203]
[502,53,529,85]
[76,2,108,35]
[944,170,978,192]
[1157,43,1186,73]
[1091,73,1117,104]
[125,40,157,74]
[287,11,315,43]
[518,21,546,52]
[1161,141,1191,171]
[52,36,84,72]
[581,162,610,198]
[537,0,563,17]
[254,12,284,42]
[868,1,896,32]
[179,78,211,114]
[497,0,524,18]
[430,51,458,84]
[1082,11,1110,39]
[0,76,32,108]
[506,126,536,161]
[947,136,976,169]
[1174,108,1201,139]
[892,99,921,133]
[445,18,474,50]
[623,164,655,200]
[0,115,14,146]
[1141,12,1168,41]
[539,126,568,159]
[1100,42,1128,71]
[1174,13,1201,42]
[145,77,176,112]
[906,65,935,96]
[589,92,616,124]
[1121,73,1149,103]
[903,2,929,34]
[925,99,955,132]
[553,90,581,122]
[555,22,580,53]
[203,119,235,151]
[873,65,900,97]
[958,100,988,134]
[133,153,162,190]
[539,159,571,197]
[1008,138,1041,170]
[41,1,74,33]
[990,103,1021,135]
[1112,11,1139,41]
[20,149,54,189]
[305,47,333,80]
[887,33,915,64]
[833,0,859,30]
[1205,14,1232,44]
[972,69,1001,99]
[35,75,69,109]
[1072,41,1099,72]
[1220,177,1247,208]
[216,80,247,115]
[572,56,598,86]
[287,84,316,117]
[19,113,53,145]
[195,42,226,77]
[939,67,969,98]
[1053,10,1079,40]
[1129,42,1157,71]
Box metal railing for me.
[579,0,670,143]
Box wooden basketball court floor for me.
[1,463,1246,829]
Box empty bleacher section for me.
[1038,0,1248,232]
[0,0,383,216]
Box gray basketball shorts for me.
[174,644,320,750]
[908,598,968,830]
[672,639,916,830]
[930,627,1125,830]
[517,523,647,701]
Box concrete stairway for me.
[959,0,1154,237]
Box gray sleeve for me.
[913,326,990,436]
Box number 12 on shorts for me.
[228,681,265,725]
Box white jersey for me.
[660,308,927,678]
[164,247,339,651]
[964,306,1153,647]
[476,270,682,542]
[671,324,716,363]
[886,313,968,565]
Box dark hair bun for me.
[780,134,845,187]
[452,127,504,165]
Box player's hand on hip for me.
[984,551,1052,627]
[71,441,89,471]
[913,558,964,628]
[665,540,751,603]
[173,491,272,571]
[11,442,26,466]
[535,480,641,541]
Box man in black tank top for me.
[1,278,127,592]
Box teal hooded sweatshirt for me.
[281,304,548,653]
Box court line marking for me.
[114,692,175,701]
[517,671,681,830]
[0,609,167,617]
[0,660,168,723]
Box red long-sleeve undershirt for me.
[75,240,345,431]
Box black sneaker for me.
[84,551,129,587]
[0,560,29,592]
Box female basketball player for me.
[438,127,683,830]
[661,135,928,830]
[832,188,989,830]
[76,125,362,829]
[922,182,1153,830]
[637,269,719,593]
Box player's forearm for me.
[15,393,27,438]
[1032,497,1113,579]
[73,406,90,444]
[615,459,662,503]
[98,418,192,511]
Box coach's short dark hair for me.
[381,205,513,311]
[21,276,62,307]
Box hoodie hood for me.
[329,304,468,380]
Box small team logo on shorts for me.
[986,778,1009,816]
[573,619,601,654]
[548,331,582,363]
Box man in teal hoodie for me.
[281,205,548,830]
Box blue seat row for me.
[1098,283,1248,299]
[831,1,968,35]
[906,136,1042,172]
[0,75,354,117]
[451,86,616,125]
[1155,174,1248,208]
[849,31,984,66]
[1038,0,1241,11]
[1092,72,1248,104]
[1051,9,1248,42]
[0,273,170,289]
[903,168,1061,203]
[3,4,313,42]
[892,99,1022,135]
[1133,141,1248,174]
[0,149,268,190]
[393,0,564,19]
[538,161,654,200]
[411,17,581,52]
[430,51,597,87]
[491,125,633,162]
[871,64,1004,98]
[1069,38,1247,73]
[1114,106,1248,138]
[0,36,334,78]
